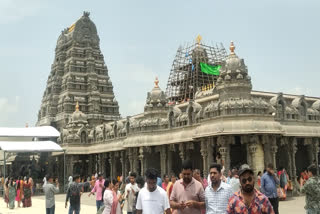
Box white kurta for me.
[102,189,113,214]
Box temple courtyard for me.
[0,192,306,214]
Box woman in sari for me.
[15,177,23,207]
[110,179,122,214]
[8,178,16,209]
[23,176,32,207]
[4,178,9,208]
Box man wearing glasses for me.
[227,164,275,214]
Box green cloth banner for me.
[200,62,221,75]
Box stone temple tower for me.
[37,11,120,130]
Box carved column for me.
[207,137,214,166]
[167,144,175,174]
[120,151,126,177]
[200,139,208,177]
[128,148,133,173]
[108,152,114,179]
[290,137,299,193]
[66,155,74,177]
[139,147,145,176]
[313,138,319,175]
[133,148,139,174]
[160,145,167,177]
[179,143,186,161]
[248,143,258,176]
[217,136,229,175]
[271,136,278,170]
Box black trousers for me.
[269,197,279,214]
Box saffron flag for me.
[200,62,221,75]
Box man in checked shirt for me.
[205,163,233,214]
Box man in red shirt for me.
[227,164,274,214]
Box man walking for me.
[43,174,59,214]
[65,175,82,214]
[125,172,140,214]
[301,164,320,214]
[88,174,105,211]
[170,159,205,214]
[261,163,280,214]
[136,168,171,214]
[227,164,274,214]
[205,163,233,214]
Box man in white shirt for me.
[125,172,140,214]
[136,168,171,214]
[205,163,233,214]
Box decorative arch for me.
[292,96,308,120]
[270,93,286,120]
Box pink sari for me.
[111,191,119,214]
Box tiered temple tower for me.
[37,12,120,130]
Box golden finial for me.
[154,77,159,88]
[230,41,235,55]
[76,101,79,111]
[25,123,29,128]
[196,34,202,45]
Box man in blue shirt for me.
[261,163,280,214]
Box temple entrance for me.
[230,136,247,169]
[170,149,181,177]
[189,143,203,175]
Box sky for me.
[0,0,319,127]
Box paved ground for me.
[0,193,306,214]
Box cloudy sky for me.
[0,0,319,127]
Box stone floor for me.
[0,193,306,214]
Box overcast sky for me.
[0,0,319,127]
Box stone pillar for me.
[179,143,186,161]
[108,152,114,179]
[217,136,229,175]
[248,143,258,176]
[167,144,175,174]
[139,147,145,176]
[271,136,278,170]
[313,139,320,175]
[160,145,167,177]
[290,137,299,193]
[120,151,126,177]
[207,137,214,166]
[200,139,208,177]
[128,148,134,173]
[133,148,139,174]
[66,155,74,177]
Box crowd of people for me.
[1,161,320,214]
[0,176,33,209]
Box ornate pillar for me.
[167,144,175,174]
[271,136,278,170]
[217,136,229,175]
[179,143,186,161]
[290,137,299,193]
[248,143,258,176]
[139,147,145,176]
[200,139,208,177]
[207,137,214,166]
[108,152,114,179]
[133,148,139,173]
[159,145,167,177]
[66,155,74,177]
[120,151,126,177]
[128,148,133,173]
[313,138,319,175]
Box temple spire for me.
[196,34,202,45]
[76,101,79,112]
[154,77,159,88]
[230,41,236,55]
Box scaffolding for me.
[166,39,227,103]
